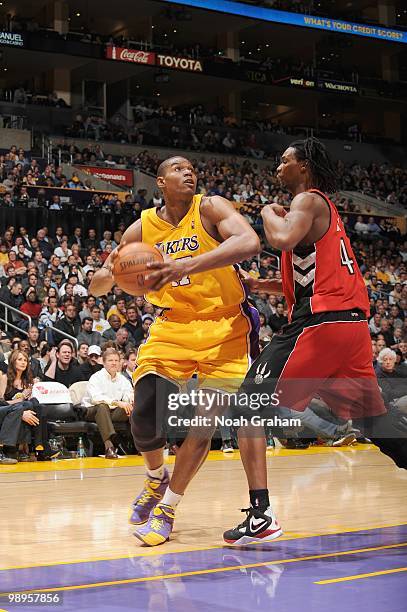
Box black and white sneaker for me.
[223,506,283,545]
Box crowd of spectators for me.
[0,86,69,108]
[64,103,362,157]
[55,139,407,211]
[0,139,406,461]
[1,141,406,227]
[0,180,404,462]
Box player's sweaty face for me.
[165,160,197,194]
[276,148,301,187]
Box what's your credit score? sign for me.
[164,0,407,43]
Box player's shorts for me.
[133,303,258,393]
[240,309,386,420]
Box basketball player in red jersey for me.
[224,137,407,545]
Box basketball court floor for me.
[1,445,406,611]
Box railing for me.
[0,301,32,337]
[259,250,281,271]
[45,325,79,350]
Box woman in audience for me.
[259,312,273,342]
[0,350,55,460]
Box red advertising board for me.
[106,46,156,65]
[78,165,134,188]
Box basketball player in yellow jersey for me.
[90,156,263,546]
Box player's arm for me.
[239,268,284,295]
[261,193,315,251]
[89,220,142,296]
[146,196,261,289]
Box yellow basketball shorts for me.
[133,305,254,393]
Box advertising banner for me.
[0,31,24,47]
[156,53,203,72]
[162,1,407,44]
[77,165,134,187]
[106,46,156,65]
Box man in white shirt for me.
[91,305,110,334]
[83,347,133,459]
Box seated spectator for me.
[78,295,97,320]
[379,318,394,347]
[76,345,103,381]
[76,316,102,347]
[115,327,133,353]
[82,347,133,459]
[140,315,154,343]
[269,302,288,333]
[102,314,122,342]
[259,313,273,341]
[80,229,95,253]
[54,303,81,342]
[44,340,81,387]
[77,342,89,365]
[36,229,53,260]
[122,348,137,384]
[369,313,381,335]
[8,251,26,276]
[53,239,72,263]
[91,305,110,334]
[20,287,42,325]
[17,339,44,381]
[367,217,381,235]
[100,230,117,251]
[106,298,128,326]
[27,326,40,358]
[38,296,64,335]
[375,348,407,412]
[123,304,143,346]
[0,350,55,461]
[354,215,369,235]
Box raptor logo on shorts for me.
[254,362,271,385]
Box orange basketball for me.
[112,242,163,296]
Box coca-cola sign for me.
[157,54,203,73]
[106,46,156,65]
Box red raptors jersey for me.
[281,189,370,321]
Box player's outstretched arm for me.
[146,196,261,289]
[89,220,142,296]
[261,193,315,251]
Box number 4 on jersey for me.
[340,238,355,275]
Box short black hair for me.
[82,317,93,325]
[289,137,338,193]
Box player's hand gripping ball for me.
[112,242,163,296]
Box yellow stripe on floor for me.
[0,445,377,474]
[315,566,407,584]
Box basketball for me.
[112,242,163,295]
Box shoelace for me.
[136,481,163,506]
[150,518,164,532]
[237,507,252,529]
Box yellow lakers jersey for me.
[141,194,245,314]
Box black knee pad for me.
[131,374,178,452]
